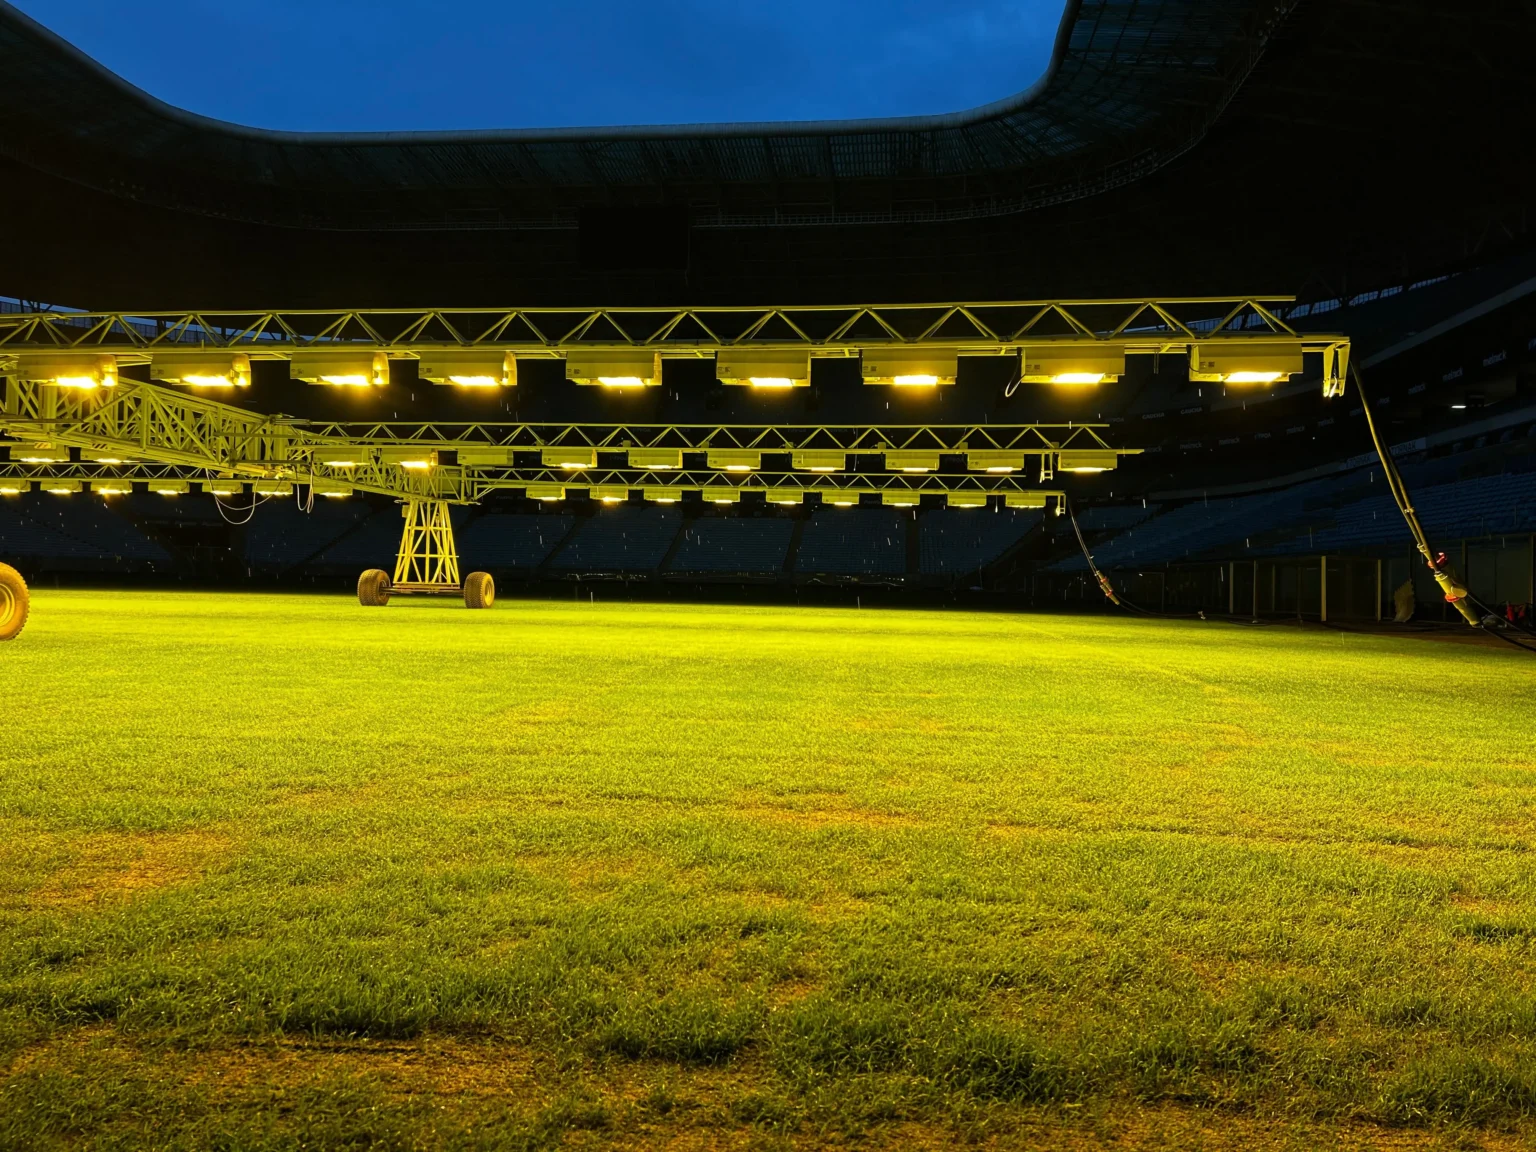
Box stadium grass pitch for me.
[1,589,1534,1150]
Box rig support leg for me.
[392,500,462,591]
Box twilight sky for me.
[13,0,1064,132]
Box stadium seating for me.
[460,513,575,571]
[667,517,794,574]
[3,493,169,567]
[309,506,413,571]
[548,506,682,572]
[244,498,374,570]
[918,508,1041,575]
[795,507,907,576]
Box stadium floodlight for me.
[204,479,244,496]
[643,486,688,503]
[1005,492,1050,508]
[16,353,118,390]
[151,352,251,388]
[862,348,958,386]
[312,446,371,468]
[0,480,26,495]
[1020,344,1126,386]
[946,492,988,508]
[254,481,294,496]
[884,450,940,473]
[542,446,598,469]
[456,446,513,466]
[1057,449,1118,473]
[309,479,352,498]
[707,449,761,472]
[565,350,661,387]
[627,448,684,469]
[591,485,630,503]
[792,450,846,472]
[1188,341,1305,385]
[717,350,811,388]
[702,486,741,504]
[417,350,515,388]
[526,483,566,501]
[882,491,920,507]
[966,450,1026,473]
[379,447,437,470]
[290,349,389,387]
[14,448,69,464]
[43,480,81,494]
[94,481,133,496]
[765,488,807,505]
[151,480,190,496]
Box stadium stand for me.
[308,506,414,571]
[0,498,108,564]
[10,493,169,567]
[244,498,374,571]
[918,508,1041,576]
[795,508,907,577]
[666,517,794,575]
[460,513,575,572]
[548,507,682,573]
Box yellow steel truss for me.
[391,501,461,593]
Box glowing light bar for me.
[204,480,244,497]
[417,351,515,388]
[862,349,958,387]
[312,446,370,468]
[455,446,513,466]
[309,480,353,498]
[526,484,565,501]
[379,447,437,470]
[882,491,920,507]
[627,448,684,470]
[94,482,133,496]
[816,488,869,507]
[946,492,989,508]
[152,352,251,388]
[14,449,68,464]
[884,450,940,473]
[792,450,847,472]
[702,486,741,504]
[591,485,630,503]
[254,482,294,497]
[291,349,389,387]
[717,350,811,388]
[1188,342,1304,385]
[643,486,687,503]
[566,350,661,387]
[43,480,81,494]
[765,489,807,505]
[1057,450,1118,473]
[1020,345,1126,385]
[706,449,761,472]
[16,354,119,390]
[966,450,1026,473]
[0,481,26,495]
[1005,492,1050,508]
[542,446,597,470]
[151,480,190,496]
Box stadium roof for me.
[0,0,1529,310]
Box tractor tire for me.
[0,563,29,641]
[464,571,495,610]
[357,569,391,607]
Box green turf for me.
[1,589,1534,1149]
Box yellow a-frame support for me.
[356,500,494,609]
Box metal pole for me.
[1376,558,1382,622]
[1320,555,1327,623]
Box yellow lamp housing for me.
[966,450,1026,473]
[0,480,27,495]
[16,353,119,390]
[526,483,566,501]
[764,488,807,506]
[379,446,437,470]
[706,449,761,472]
[644,486,689,503]
[1188,341,1305,385]
[816,488,867,507]
[13,447,69,464]
[946,491,989,508]
[716,350,811,388]
[565,350,661,387]
[862,348,958,386]
[417,350,515,388]
[150,480,190,496]
[1020,344,1125,385]
[456,446,513,466]
[792,450,847,472]
[702,486,741,504]
[93,481,134,496]
[290,348,389,387]
[253,481,293,496]
[627,448,683,470]
[542,446,597,469]
[1005,492,1050,508]
[884,450,941,473]
[311,445,372,468]
[204,479,245,496]
[152,352,251,388]
[1058,449,1119,473]
[309,480,353,498]
[42,479,82,494]
[882,491,920,507]
[591,485,630,503]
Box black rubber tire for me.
[0,563,29,641]
[357,569,391,607]
[463,571,495,610]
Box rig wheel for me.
[357,569,392,607]
[464,571,495,610]
[0,563,29,641]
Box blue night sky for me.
[13,1,1064,132]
